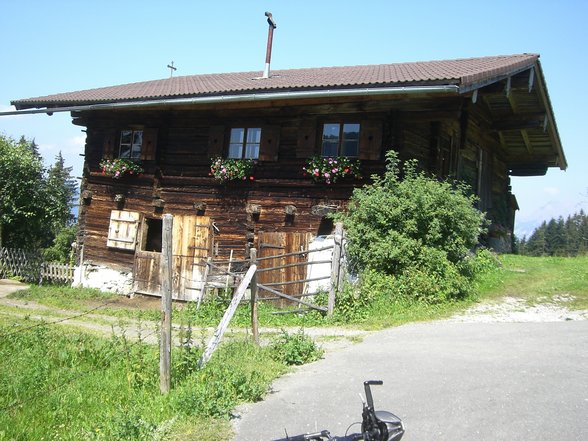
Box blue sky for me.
[1,0,586,238]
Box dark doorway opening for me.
[143,218,163,252]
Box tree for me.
[338,150,487,302]
[544,217,567,256]
[525,221,547,256]
[0,134,78,250]
[46,151,78,232]
[0,135,48,248]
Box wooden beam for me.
[491,113,546,131]
[521,130,533,154]
[199,264,257,367]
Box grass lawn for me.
[475,254,588,310]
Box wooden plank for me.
[199,264,257,367]
[250,248,259,345]
[255,245,334,261]
[257,283,327,312]
[256,259,332,272]
[262,275,331,287]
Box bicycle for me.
[273,380,404,441]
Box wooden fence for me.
[0,247,74,285]
[200,224,346,314]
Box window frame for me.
[321,122,361,158]
[227,127,262,160]
[118,129,143,161]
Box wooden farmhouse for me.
[10,54,566,299]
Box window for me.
[228,127,261,159]
[321,123,360,157]
[119,130,143,160]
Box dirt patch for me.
[449,296,588,323]
[0,279,29,298]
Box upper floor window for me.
[119,130,143,160]
[228,127,261,159]
[321,123,360,157]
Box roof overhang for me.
[1,84,461,116]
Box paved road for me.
[233,320,588,440]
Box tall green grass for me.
[0,320,322,440]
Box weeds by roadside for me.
[0,321,321,440]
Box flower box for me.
[210,157,255,182]
[99,158,144,179]
[302,156,361,184]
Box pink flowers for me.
[303,156,361,184]
[99,158,144,179]
[210,157,255,182]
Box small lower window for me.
[142,218,163,252]
[228,127,261,159]
[321,123,360,157]
[317,217,334,236]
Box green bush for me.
[337,150,487,303]
[269,329,323,365]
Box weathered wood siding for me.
[75,94,514,279]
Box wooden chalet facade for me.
[10,54,566,298]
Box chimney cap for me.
[265,11,277,28]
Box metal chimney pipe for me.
[262,11,277,79]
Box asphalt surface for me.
[233,320,588,441]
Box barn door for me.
[257,232,312,307]
[172,215,213,301]
[134,215,213,301]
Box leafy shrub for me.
[43,224,78,263]
[171,341,284,417]
[326,283,375,322]
[337,150,487,303]
[269,329,323,365]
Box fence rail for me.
[40,262,75,285]
[0,247,74,285]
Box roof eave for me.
[3,84,461,116]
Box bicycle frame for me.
[275,380,404,441]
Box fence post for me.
[328,222,344,316]
[160,214,173,395]
[250,248,259,345]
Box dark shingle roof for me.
[12,54,539,109]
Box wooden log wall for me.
[74,94,514,270]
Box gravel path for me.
[449,296,588,323]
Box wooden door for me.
[134,215,213,301]
[257,232,312,307]
[172,215,213,301]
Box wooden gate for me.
[257,231,312,307]
[134,215,213,300]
